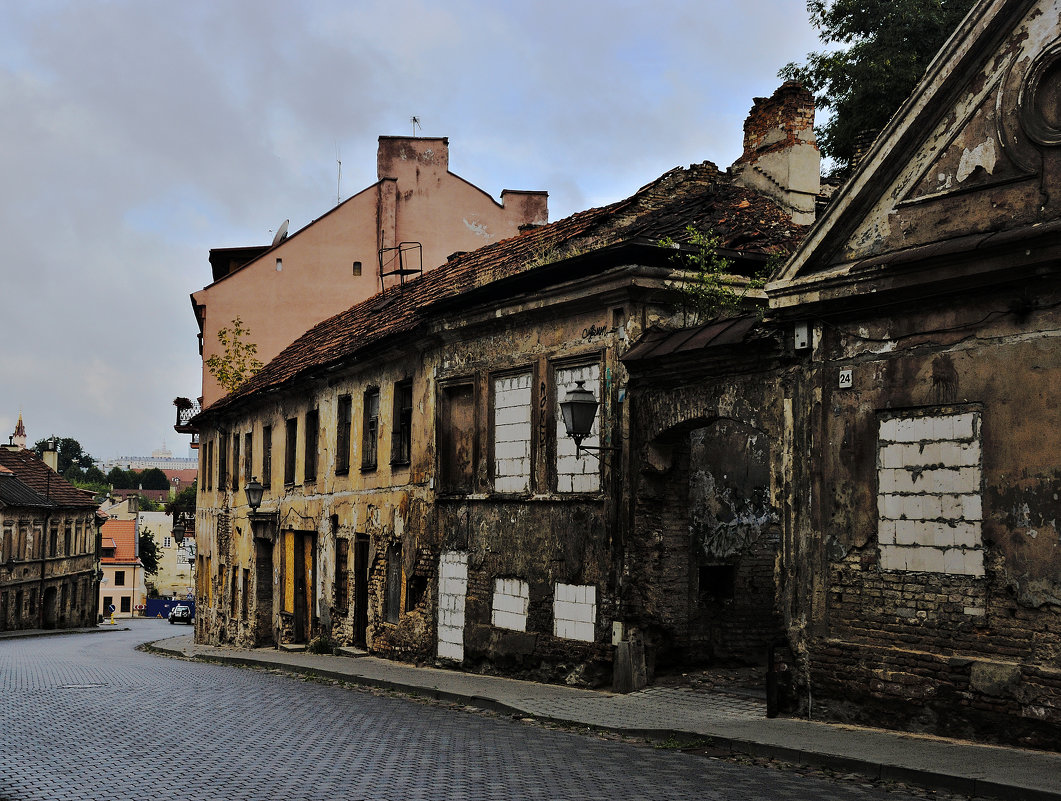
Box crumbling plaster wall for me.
[808,283,1061,746]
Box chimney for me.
[731,82,820,225]
[42,442,59,472]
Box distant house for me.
[189,136,549,408]
[140,511,194,600]
[0,446,100,630]
[98,519,146,618]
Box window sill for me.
[360,464,377,473]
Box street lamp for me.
[172,518,186,546]
[559,381,619,459]
[244,477,264,512]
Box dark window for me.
[336,395,352,475]
[262,425,273,488]
[698,564,736,603]
[244,432,253,486]
[218,433,229,491]
[406,573,427,612]
[230,566,238,615]
[120,596,131,613]
[385,542,402,624]
[439,383,475,493]
[232,433,241,492]
[63,523,71,556]
[335,538,349,609]
[285,418,297,485]
[362,388,380,470]
[391,380,413,466]
[114,570,126,586]
[48,524,58,557]
[304,409,319,483]
[242,569,250,620]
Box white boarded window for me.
[493,372,532,493]
[491,578,530,632]
[877,410,984,576]
[437,551,468,661]
[553,582,596,642]
[555,363,601,493]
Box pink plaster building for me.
[191,136,548,406]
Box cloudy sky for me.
[0,0,821,464]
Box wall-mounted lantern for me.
[559,381,619,459]
[244,477,264,513]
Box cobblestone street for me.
[0,624,926,801]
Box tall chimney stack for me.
[731,82,820,225]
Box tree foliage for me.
[660,227,767,326]
[139,527,161,576]
[205,316,264,394]
[32,436,95,475]
[138,468,170,491]
[107,467,133,489]
[780,0,976,172]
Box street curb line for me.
[146,643,1061,801]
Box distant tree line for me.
[33,436,173,493]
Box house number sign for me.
[838,368,853,389]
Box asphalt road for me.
[0,622,923,801]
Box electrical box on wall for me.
[794,321,810,350]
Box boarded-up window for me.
[336,395,352,475]
[232,433,241,492]
[304,409,319,483]
[218,434,228,491]
[362,388,380,470]
[877,409,984,576]
[284,418,297,485]
[244,432,253,486]
[262,425,272,488]
[556,363,601,493]
[391,380,413,465]
[335,538,349,609]
[385,542,402,624]
[440,383,475,493]
[493,372,532,493]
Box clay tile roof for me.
[200,162,806,417]
[100,519,139,564]
[0,448,98,508]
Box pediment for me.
[774,0,1061,299]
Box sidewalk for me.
[150,634,1061,801]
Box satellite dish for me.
[271,219,289,247]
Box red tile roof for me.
[0,448,99,508]
[100,519,140,564]
[200,162,806,418]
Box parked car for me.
[168,604,193,624]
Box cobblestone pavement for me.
[0,624,927,801]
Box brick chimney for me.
[731,82,820,225]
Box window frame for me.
[262,424,272,488]
[361,387,380,471]
[335,395,353,475]
[284,418,298,486]
[489,366,535,495]
[304,408,319,483]
[391,380,413,467]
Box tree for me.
[205,316,264,394]
[32,436,95,475]
[107,467,133,489]
[780,0,976,173]
[138,468,170,491]
[137,495,161,512]
[139,527,161,576]
[659,227,768,326]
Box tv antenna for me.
[411,116,421,136]
[336,142,342,206]
[271,219,289,247]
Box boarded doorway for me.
[255,537,274,645]
[353,534,369,647]
[282,530,317,644]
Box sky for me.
[0,0,822,464]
